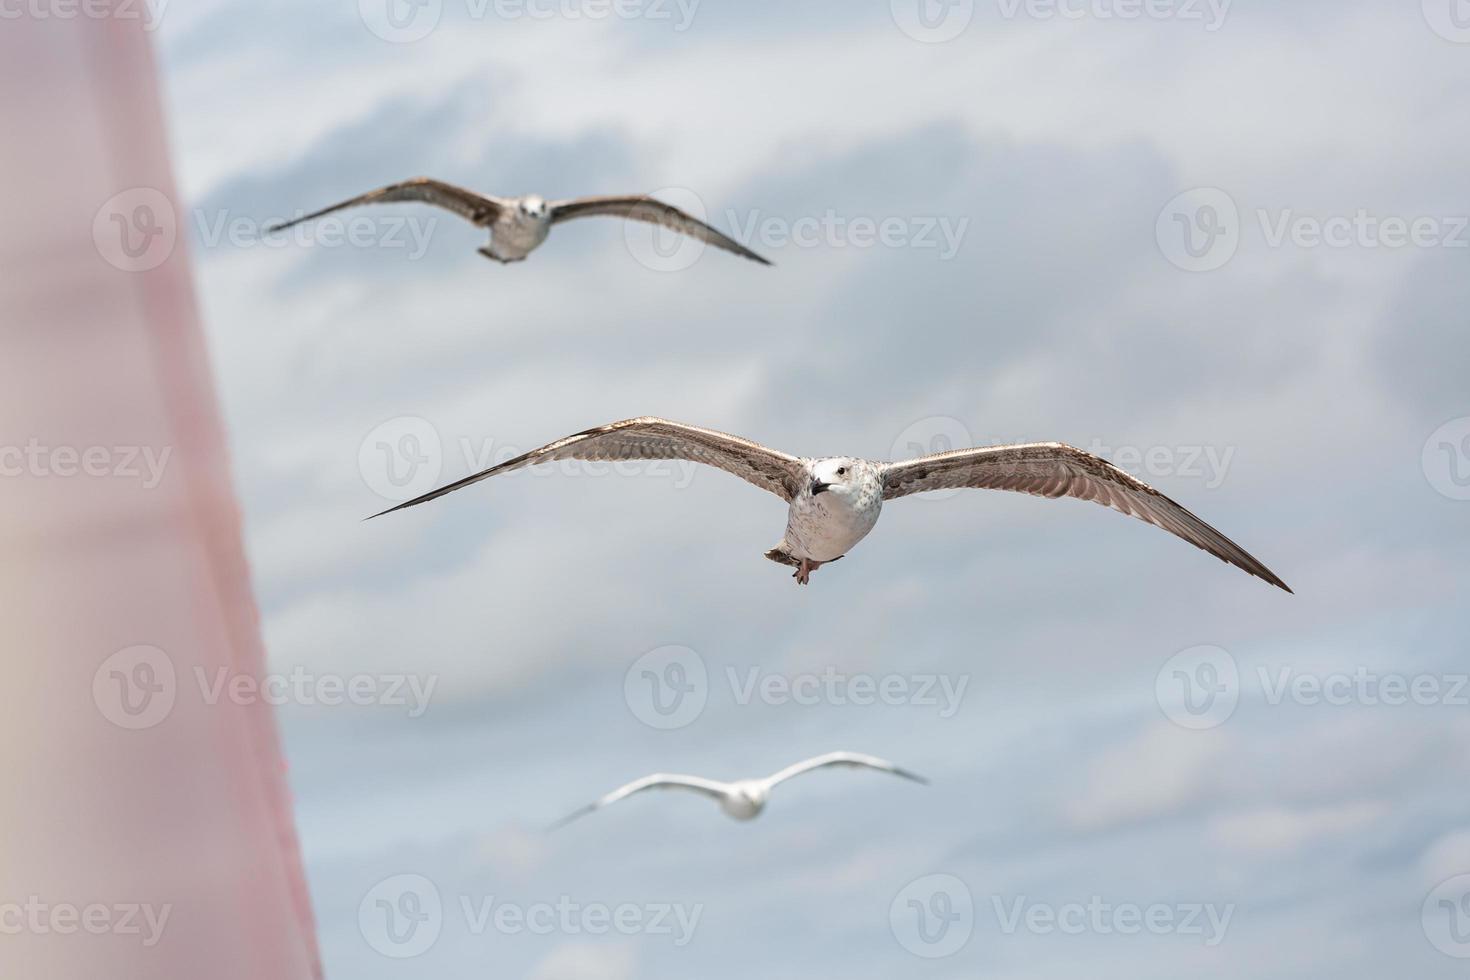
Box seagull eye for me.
[836,467,846,476]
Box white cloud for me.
[1207,801,1387,854]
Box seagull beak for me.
[810,480,831,496]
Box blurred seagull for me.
[267,177,770,266]
[368,417,1293,591]
[551,752,927,828]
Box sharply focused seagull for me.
[369,416,1292,591]
[267,177,771,265]
[551,752,927,827]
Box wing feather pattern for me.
[369,417,805,518]
[550,195,772,265]
[882,443,1291,592]
[268,177,504,231]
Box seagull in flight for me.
[267,177,770,266]
[368,417,1292,591]
[551,752,927,827]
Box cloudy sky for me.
[152,1,1468,976]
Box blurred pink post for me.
[0,7,322,979]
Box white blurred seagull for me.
[369,417,1293,591]
[267,177,771,265]
[551,752,927,828]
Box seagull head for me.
[518,195,549,220]
[808,457,866,499]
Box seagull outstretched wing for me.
[880,443,1291,592]
[268,177,506,232]
[369,417,807,518]
[549,773,730,829]
[763,751,928,788]
[550,195,772,265]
